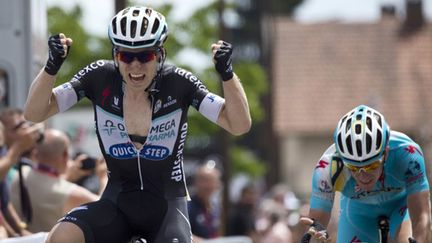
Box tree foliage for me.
[159,2,268,176]
[47,6,112,87]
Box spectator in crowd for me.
[10,128,101,232]
[255,183,294,243]
[0,108,41,182]
[0,108,41,237]
[188,163,222,240]
[261,210,293,243]
[63,154,108,196]
[226,183,259,242]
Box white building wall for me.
[280,134,333,199]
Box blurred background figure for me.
[0,108,42,237]
[63,153,108,195]
[225,183,259,242]
[188,162,222,241]
[259,208,293,243]
[9,128,100,232]
[256,184,295,243]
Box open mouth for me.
[129,73,145,82]
[359,179,373,185]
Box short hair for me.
[0,107,23,123]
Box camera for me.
[14,121,44,144]
[80,157,96,170]
[36,129,44,144]
[31,122,45,144]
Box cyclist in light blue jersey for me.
[300,105,431,242]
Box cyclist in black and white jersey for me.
[24,6,251,243]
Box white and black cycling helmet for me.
[334,105,390,166]
[108,6,168,49]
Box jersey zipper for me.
[136,148,144,190]
[135,93,155,191]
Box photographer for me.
[0,108,42,181]
[0,108,41,237]
[10,128,100,232]
[64,153,108,195]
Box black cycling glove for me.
[45,34,69,75]
[214,41,234,81]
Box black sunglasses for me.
[116,50,157,64]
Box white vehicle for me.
[0,0,47,108]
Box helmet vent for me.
[122,7,130,15]
[346,135,353,155]
[355,124,361,134]
[112,17,117,34]
[341,115,347,124]
[141,18,148,36]
[145,8,152,16]
[345,118,352,133]
[366,134,372,153]
[337,134,344,153]
[376,131,382,149]
[130,20,137,38]
[120,17,127,36]
[132,9,140,17]
[366,117,372,130]
[356,114,362,120]
[162,26,167,38]
[152,19,160,34]
[356,140,362,157]
[374,113,382,126]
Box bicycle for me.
[301,216,417,243]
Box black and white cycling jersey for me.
[54,60,224,199]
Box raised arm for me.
[24,33,73,122]
[212,40,251,135]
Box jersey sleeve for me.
[172,67,224,124]
[53,60,108,112]
[310,146,337,213]
[394,142,430,196]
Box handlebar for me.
[300,219,327,243]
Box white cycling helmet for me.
[334,105,390,166]
[108,6,168,49]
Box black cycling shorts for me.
[60,191,192,243]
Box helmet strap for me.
[145,47,166,93]
[112,47,119,68]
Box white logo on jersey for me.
[154,99,162,113]
[174,67,207,91]
[72,60,105,81]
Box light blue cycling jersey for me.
[310,131,429,242]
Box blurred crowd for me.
[0,106,311,243]
[187,162,313,243]
[0,107,107,241]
